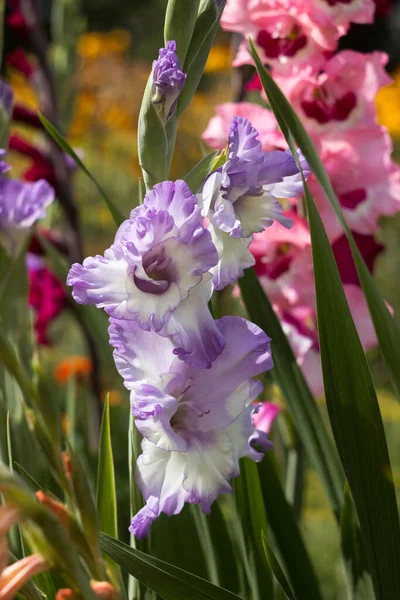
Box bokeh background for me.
[5,1,400,597]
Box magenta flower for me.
[27,253,67,345]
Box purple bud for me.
[151,41,186,122]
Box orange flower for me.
[54,356,93,385]
[35,491,70,530]
[0,555,48,599]
[56,581,118,599]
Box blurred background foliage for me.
[4,1,400,598]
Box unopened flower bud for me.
[90,581,118,599]
[35,491,70,529]
[151,41,186,122]
[61,451,73,480]
[0,554,48,599]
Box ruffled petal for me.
[234,191,294,237]
[67,246,130,309]
[209,221,255,290]
[161,278,226,368]
[109,317,174,389]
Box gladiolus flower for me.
[68,180,224,369]
[110,315,273,538]
[199,116,308,290]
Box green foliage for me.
[239,269,344,516]
[249,40,400,600]
[100,532,244,600]
[261,532,295,600]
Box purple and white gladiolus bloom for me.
[108,315,273,538]
[0,153,54,254]
[151,41,186,122]
[67,179,225,369]
[200,116,309,290]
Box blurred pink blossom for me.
[286,51,391,135]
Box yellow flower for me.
[376,69,400,138]
[77,30,131,59]
[204,44,231,74]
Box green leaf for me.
[0,465,97,599]
[164,0,201,64]
[239,269,344,517]
[183,151,218,194]
[234,460,273,600]
[67,445,104,580]
[137,75,170,190]
[340,484,374,600]
[248,40,400,402]
[37,112,125,227]
[257,456,322,600]
[100,532,243,600]
[302,181,400,599]
[96,397,125,593]
[177,0,221,117]
[97,397,118,539]
[261,531,295,600]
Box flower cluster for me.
[203,0,399,396]
[67,66,305,535]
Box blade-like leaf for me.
[261,531,295,600]
[234,460,273,600]
[251,48,400,595]
[67,445,104,580]
[100,533,243,600]
[257,456,322,600]
[96,397,125,593]
[177,0,221,117]
[37,112,125,227]
[183,150,218,194]
[303,181,400,599]
[0,466,97,600]
[239,269,344,516]
[164,0,201,64]
[249,40,400,402]
[341,484,374,600]
[96,397,118,539]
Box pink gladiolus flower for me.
[287,51,391,135]
[251,214,315,311]
[27,253,67,345]
[298,0,374,35]
[222,0,338,74]
[252,402,281,433]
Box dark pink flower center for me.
[256,27,307,60]
[301,88,357,124]
[339,188,367,209]
[324,0,354,5]
[253,243,293,279]
[332,232,384,285]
